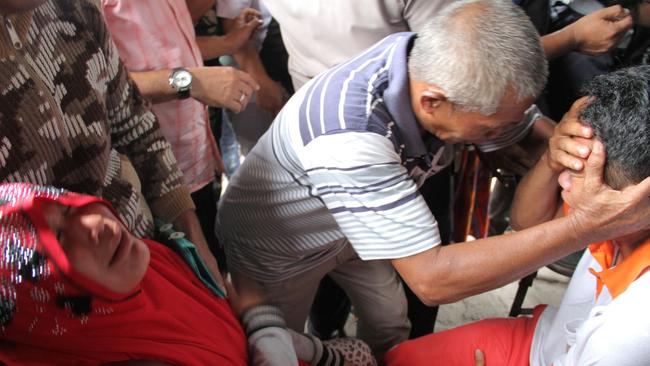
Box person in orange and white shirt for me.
[101,0,261,274]
[384,66,650,366]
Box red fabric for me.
[384,305,546,366]
[0,183,247,365]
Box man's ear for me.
[420,85,447,114]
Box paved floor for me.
[435,267,569,331]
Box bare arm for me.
[195,8,262,61]
[129,66,259,112]
[393,140,650,305]
[222,16,288,116]
[510,153,563,230]
[393,215,583,305]
[511,98,593,229]
[541,5,633,60]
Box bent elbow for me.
[411,282,461,306]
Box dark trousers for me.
[191,181,226,272]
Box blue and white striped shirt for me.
[218,32,533,282]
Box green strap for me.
[154,218,226,299]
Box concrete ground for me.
[435,267,569,331]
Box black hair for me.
[580,65,650,189]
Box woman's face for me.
[39,201,150,294]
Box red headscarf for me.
[0,183,248,365]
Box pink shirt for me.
[102,0,221,192]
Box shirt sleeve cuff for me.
[242,305,287,337]
[149,185,196,223]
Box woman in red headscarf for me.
[0,183,375,366]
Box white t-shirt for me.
[530,249,650,366]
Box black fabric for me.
[518,0,551,35]
[259,18,294,94]
[191,181,226,272]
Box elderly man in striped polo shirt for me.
[218,0,650,357]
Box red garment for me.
[0,183,247,365]
[384,305,546,366]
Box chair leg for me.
[509,271,538,317]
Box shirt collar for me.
[588,238,650,299]
[382,32,443,159]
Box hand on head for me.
[565,140,650,242]
[546,96,594,173]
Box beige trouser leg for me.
[328,243,410,357]
[248,239,410,358]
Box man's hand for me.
[223,8,263,54]
[568,141,650,243]
[190,66,260,112]
[173,210,225,289]
[570,5,633,55]
[546,97,593,173]
[226,273,265,318]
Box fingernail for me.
[574,162,582,170]
[583,127,592,135]
[579,147,589,156]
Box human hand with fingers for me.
[570,5,633,55]
[190,66,260,113]
[546,97,594,173]
[567,140,650,244]
[223,8,263,53]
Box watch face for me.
[173,70,192,89]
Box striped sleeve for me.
[299,131,441,260]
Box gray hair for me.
[408,0,548,115]
[580,65,650,189]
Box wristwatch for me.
[169,67,193,99]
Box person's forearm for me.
[394,216,585,305]
[510,152,562,230]
[232,44,269,81]
[196,36,239,61]
[541,25,577,60]
[129,70,178,104]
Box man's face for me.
[40,201,150,294]
[0,0,46,13]
[415,87,535,144]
